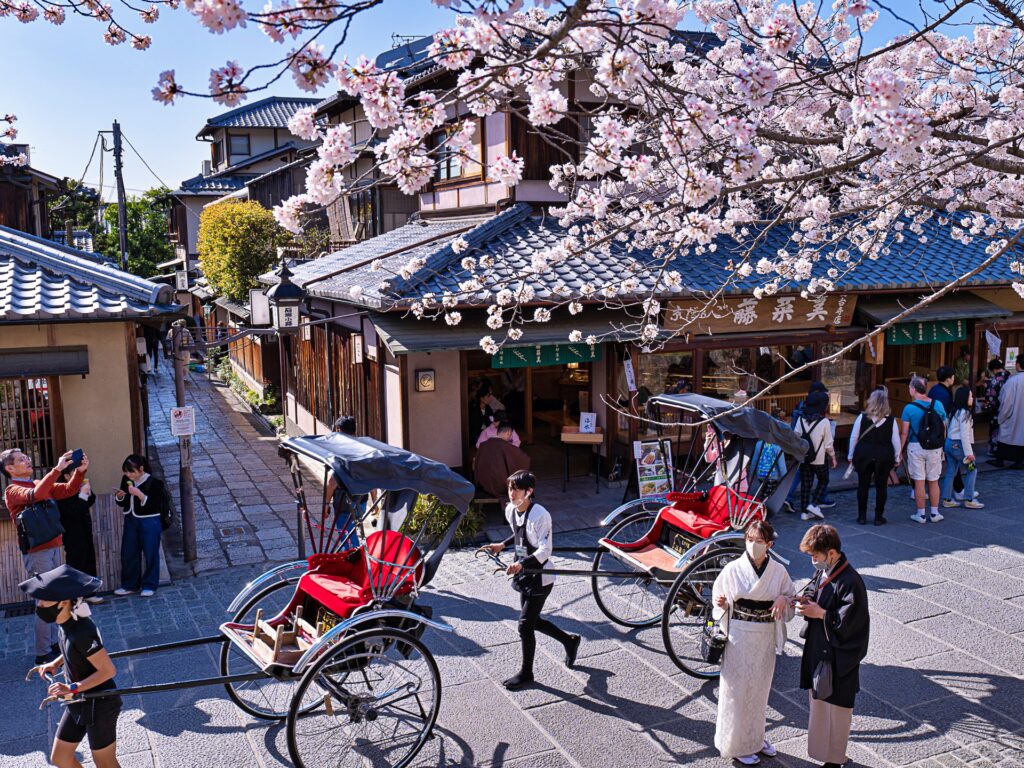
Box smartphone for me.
[67,449,84,470]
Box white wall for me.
[404,350,463,467]
[384,362,404,448]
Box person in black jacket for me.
[112,455,169,598]
[795,525,869,768]
[56,470,103,604]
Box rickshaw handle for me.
[599,494,669,527]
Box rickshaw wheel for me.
[591,510,666,628]
[221,577,312,720]
[286,627,441,768]
[661,546,743,679]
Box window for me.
[229,134,251,158]
[434,128,463,182]
[0,378,63,502]
[211,141,223,167]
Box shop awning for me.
[371,308,638,355]
[856,294,1010,325]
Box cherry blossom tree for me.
[8,0,1024,392]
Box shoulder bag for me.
[810,560,848,701]
[16,488,65,554]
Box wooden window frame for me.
[228,133,251,159]
[431,116,484,186]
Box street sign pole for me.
[172,322,197,563]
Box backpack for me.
[911,400,946,450]
[797,417,825,464]
[755,443,781,478]
[16,490,65,554]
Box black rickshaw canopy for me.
[282,433,476,511]
[648,393,808,460]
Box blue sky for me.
[2,2,974,200]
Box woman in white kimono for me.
[712,519,796,765]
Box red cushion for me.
[365,530,423,595]
[298,572,372,619]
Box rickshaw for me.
[33,433,475,768]
[479,393,806,680]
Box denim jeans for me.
[22,547,61,655]
[121,514,162,591]
[941,439,977,502]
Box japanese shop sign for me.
[663,294,856,334]
[491,342,602,369]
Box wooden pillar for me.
[525,367,534,445]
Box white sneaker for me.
[85,596,104,605]
[113,588,136,596]
[930,512,944,523]
[910,512,927,524]
[800,511,816,521]
[953,491,964,501]
[964,499,985,509]
[735,754,761,766]
[140,589,155,597]
[941,499,960,508]
[759,739,777,757]
[806,504,824,519]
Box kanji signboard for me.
[491,343,602,369]
[885,319,967,346]
[663,294,856,334]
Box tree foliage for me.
[48,180,101,238]
[197,200,285,302]
[95,187,173,278]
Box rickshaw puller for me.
[484,470,580,690]
[21,565,122,768]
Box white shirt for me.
[505,501,555,587]
[797,416,834,465]
[847,414,902,462]
[127,472,150,516]
[947,410,975,458]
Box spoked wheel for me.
[591,511,667,628]
[220,577,306,720]
[286,627,441,768]
[661,547,742,678]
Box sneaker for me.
[85,596,104,605]
[964,499,985,509]
[941,499,960,508]
[759,739,778,757]
[929,511,944,523]
[800,511,816,521]
[782,500,794,514]
[972,491,980,499]
[818,497,837,509]
[140,589,155,597]
[910,512,927,524]
[806,504,824,519]
[736,755,761,766]
[113,588,136,597]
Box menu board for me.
[634,439,673,496]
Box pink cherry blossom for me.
[209,61,248,106]
[152,70,184,105]
[491,152,525,186]
[289,43,335,93]
[287,106,320,141]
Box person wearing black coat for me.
[56,471,102,603]
[795,525,870,768]
[112,455,170,598]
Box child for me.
[483,470,580,690]
[22,565,122,768]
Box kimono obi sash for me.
[734,598,774,623]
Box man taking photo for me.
[1,448,89,664]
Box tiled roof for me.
[0,226,180,322]
[51,230,95,253]
[174,174,250,196]
[198,97,320,137]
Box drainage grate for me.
[4,604,33,619]
[219,526,250,539]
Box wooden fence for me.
[0,494,125,607]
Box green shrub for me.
[405,494,483,545]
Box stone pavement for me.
[3,458,1023,767]
[146,369,302,576]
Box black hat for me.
[805,390,829,415]
[808,381,829,394]
[19,565,101,601]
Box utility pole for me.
[171,320,197,563]
[111,120,130,272]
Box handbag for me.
[700,605,729,664]
[811,621,834,700]
[16,489,65,554]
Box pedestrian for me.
[953,346,971,387]
[112,455,170,598]
[899,375,948,524]
[143,324,161,374]
[847,386,901,526]
[795,525,870,768]
[784,383,838,512]
[994,356,1024,469]
[482,470,581,691]
[711,520,795,766]
[56,470,103,604]
[797,391,837,521]
[929,365,965,499]
[941,386,985,510]
[22,565,122,768]
[1,448,88,664]
[984,358,1009,463]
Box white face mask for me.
[746,540,768,560]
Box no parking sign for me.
[170,406,195,437]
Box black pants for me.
[60,512,98,578]
[518,583,572,675]
[856,459,894,520]
[799,463,830,511]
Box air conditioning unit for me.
[201,160,212,177]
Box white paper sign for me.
[170,406,196,437]
[175,270,189,291]
[986,329,1002,358]
[623,358,637,392]
[579,412,597,434]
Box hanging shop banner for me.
[491,342,602,369]
[634,439,674,497]
[663,294,856,334]
[886,319,967,346]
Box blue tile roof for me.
[174,174,249,196]
[198,96,320,137]
[0,226,179,322]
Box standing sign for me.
[170,406,196,437]
[1008,347,1020,369]
[175,270,189,291]
[634,439,673,496]
[579,412,597,434]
